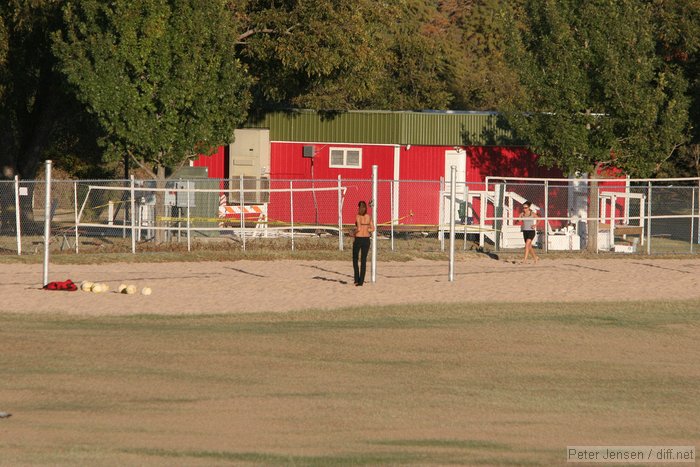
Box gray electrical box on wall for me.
[230,129,270,177]
[302,145,314,158]
[229,128,271,204]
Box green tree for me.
[503,0,690,177]
[235,0,459,111]
[375,0,458,110]
[0,1,109,229]
[0,1,68,180]
[503,0,691,250]
[52,0,250,242]
[650,0,700,177]
[232,0,525,112]
[53,0,251,181]
[235,0,388,110]
[438,0,525,110]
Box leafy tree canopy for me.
[435,0,524,110]
[2,0,698,181]
[0,0,96,180]
[650,0,700,177]
[235,0,467,111]
[53,0,251,179]
[503,0,691,177]
[235,0,390,110]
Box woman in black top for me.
[351,200,374,286]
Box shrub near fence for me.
[0,176,699,256]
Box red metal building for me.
[193,110,567,228]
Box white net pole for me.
[290,180,295,251]
[371,165,378,283]
[42,160,52,287]
[338,175,343,251]
[463,186,469,251]
[647,182,652,255]
[690,187,695,254]
[123,181,127,239]
[439,176,445,252]
[544,180,549,253]
[130,176,136,254]
[187,180,191,252]
[390,179,394,251]
[239,174,245,251]
[73,181,79,253]
[14,175,21,256]
[449,166,456,282]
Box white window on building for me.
[329,148,362,169]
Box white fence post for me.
[494,183,504,251]
[14,175,21,256]
[43,160,52,287]
[544,180,549,253]
[390,179,394,251]
[610,193,616,250]
[479,187,486,247]
[239,174,245,251]
[130,176,136,253]
[108,201,114,226]
[371,165,378,284]
[647,182,652,255]
[691,187,695,254]
[338,175,343,251]
[290,180,295,251]
[449,166,456,282]
[439,176,445,252]
[463,184,469,251]
[186,181,192,252]
[73,181,79,253]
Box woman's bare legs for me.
[524,238,539,263]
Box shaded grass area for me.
[1,300,699,465]
[123,447,479,466]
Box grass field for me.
[1,300,698,465]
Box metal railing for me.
[2,172,699,257]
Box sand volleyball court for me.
[3,257,700,315]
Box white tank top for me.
[521,213,536,231]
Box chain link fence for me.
[1,176,699,256]
[484,177,700,255]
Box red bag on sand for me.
[43,279,78,291]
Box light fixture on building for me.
[302,145,315,158]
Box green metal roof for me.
[245,110,521,146]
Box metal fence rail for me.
[1,175,699,256]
